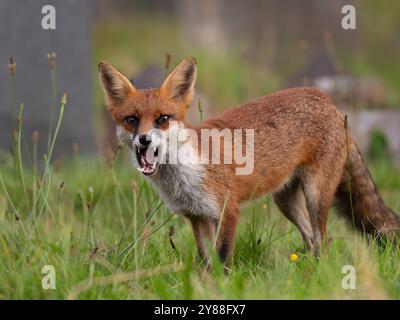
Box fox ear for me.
[160,57,197,107]
[98,62,136,106]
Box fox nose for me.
[138,134,152,147]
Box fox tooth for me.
[136,166,145,172]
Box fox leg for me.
[273,177,314,252]
[300,163,344,256]
[189,216,216,265]
[215,202,240,272]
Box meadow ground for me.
[0,143,399,299]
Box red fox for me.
[99,57,399,269]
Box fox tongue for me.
[137,157,154,173]
[139,161,155,173]
[140,148,151,165]
[140,153,151,168]
[137,147,157,173]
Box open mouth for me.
[135,146,160,176]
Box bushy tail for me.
[335,138,400,240]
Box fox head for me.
[98,57,197,176]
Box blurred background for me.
[1,0,399,164]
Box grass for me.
[0,139,399,299]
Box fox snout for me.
[133,130,164,149]
[133,133,153,149]
[130,129,165,176]
[138,134,151,147]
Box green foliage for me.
[367,129,390,162]
[0,148,399,298]
[339,1,400,106]
[93,13,280,113]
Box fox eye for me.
[125,116,139,126]
[156,115,170,125]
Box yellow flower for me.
[262,204,268,209]
[290,253,299,262]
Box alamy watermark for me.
[41,265,56,290]
[131,121,255,175]
[41,5,56,30]
[341,265,356,290]
[341,5,356,30]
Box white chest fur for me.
[146,162,219,219]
